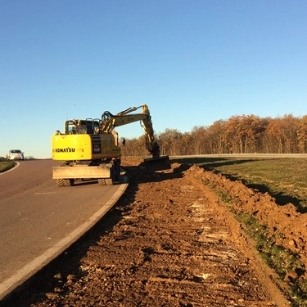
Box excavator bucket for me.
[143,155,171,172]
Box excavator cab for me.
[65,119,101,135]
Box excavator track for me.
[55,179,74,187]
[98,178,113,185]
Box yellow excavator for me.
[52,104,168,187]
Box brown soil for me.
[4,158,304,307]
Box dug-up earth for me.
[3,158,306,307]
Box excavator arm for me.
[99,104,160,157]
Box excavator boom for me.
[99,104,161,157]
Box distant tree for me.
[265,117,284,153]
[206,120,226,154]
[239,115,267,153]
[180,132,194,155]
[158,129,183,156]
[297,115,307,153]
[282,114,300,153]
[223,116,242,153]
[190,126,210,154]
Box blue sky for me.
[1,0,306,158]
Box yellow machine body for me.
[52,133,121,161]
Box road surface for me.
[0,159,127,300]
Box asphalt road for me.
[0,160,127,299]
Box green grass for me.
[237,212,303,276]
[172,156,307,212]
[235,210,307,306]
[212,158,307,212]
[0,159,16,172]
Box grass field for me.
[172,156,307,212]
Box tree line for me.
[121,114,307,156]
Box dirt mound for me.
[194,166,307,275]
